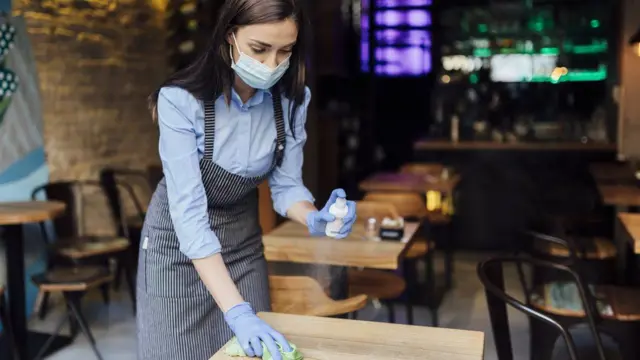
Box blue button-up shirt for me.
[157,86,315,259]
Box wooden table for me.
[596,184,640,208]
[358,172,460,194]
[618,213,640,255]
[211,312,484,360]
[596,184,640,281]
[264,220,420,270]
[0,201,68,360]
[589,162,636,184]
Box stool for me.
[32,266,112,360]
[269,276,367,317]
[0,286,18,360]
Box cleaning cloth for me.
[224,337,303,360]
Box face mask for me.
[230,33,290,90]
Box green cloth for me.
[224,337,303,360]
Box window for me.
[361,0,432,76]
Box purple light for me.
[376,29,431,46]
[375,10,430,27]
[376,0,432,7]
[374,46,431,76]
[376,10,402,26]
[361,41,370,71]
[407,10,430,26]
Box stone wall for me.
[13,0,168,235]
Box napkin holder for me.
[379,217,405,241]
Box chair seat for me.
[405,237,432,259]
[55,236,130,259]
[269,276,367,317]
[348,269,406,300]
[532,284,640,321]
[33,266,113,292]
[535,237,616,260]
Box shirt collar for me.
[228,87,272,110]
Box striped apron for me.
[136,91,286,360]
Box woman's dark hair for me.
[149,0,308,133]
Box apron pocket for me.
[144,232,209,299]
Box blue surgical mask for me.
[230,33,290,90]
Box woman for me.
[136,0,357,359]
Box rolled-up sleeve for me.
[269,86,315,216]
[157,87,221,259]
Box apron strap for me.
[203,100,216,162]
[272,91,286,168]
[202,91,286,166]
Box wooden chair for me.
[31,266,112,360]
[31,181,136,319]
[400,163,445,175]
[269,276,367,317]
[0,286,18,360]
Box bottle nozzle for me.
[335,197,347,208]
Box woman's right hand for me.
[224,302,291,360]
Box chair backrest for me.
[355,200,400,221]
[400,163,444,175]
[32,181,79,239]
[269,275,366,317]
[363,192,426,219]
[147,165,164,189]
[477,256,607,360]
[32,180,130,242]
[100,168,147,237]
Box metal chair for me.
[519,232,640,360]
[99,168,148,288]
[32,180,136,318]
[478,256,607,360]
[32,267,112,360]
[0,285,18,360]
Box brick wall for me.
[13,0,168,235]
[619,0,640,158]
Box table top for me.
[589,162,636,184]
[359,172,460,194]
[263,221,420,270]
[211,312,485,360]
[597,184,640,207]
[618,213,640,255]
[0,201,66,225]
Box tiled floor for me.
[31,252,530,359]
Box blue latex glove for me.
[224,302,291,360]
[305,188,357,238]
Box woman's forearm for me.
[193,253,245,312]
[285,200,317,225]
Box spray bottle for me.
[325,197,349,238]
